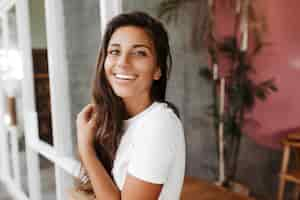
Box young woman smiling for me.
[76,11,186,200]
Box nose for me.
[116,52,130,68]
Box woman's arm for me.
[80,146,163,200]
[79,146,120,200]
[77,104,163,200]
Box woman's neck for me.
[122,96,153,119]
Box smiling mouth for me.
[113,73,137,80]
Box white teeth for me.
[114,73,136,80]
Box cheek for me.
[104,59,113,75]
[139,69,157,87]
[145,65,159,80]
[137,60,157,76]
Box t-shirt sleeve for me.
[127,113,179,184]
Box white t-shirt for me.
[112,102,186,200]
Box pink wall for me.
[216,0,300,149]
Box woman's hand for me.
[76,104,99,154]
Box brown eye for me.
[133,50,147,57]
[108,49,120,55]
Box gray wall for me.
[29,0,47,48]
[62,0,101,152]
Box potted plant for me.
[158,0,277,194]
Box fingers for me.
[77,104,96,123]
[88,112,98,127]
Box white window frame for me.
[0,1,29,200]
[100,0,122,36]
[0,0,123,200]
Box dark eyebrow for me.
[132,44,152,51]
[108,43,120,47]
[108,43,152,51]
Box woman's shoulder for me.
[134,102,183,140]
[130,102,184,158]
[146,102,180,122]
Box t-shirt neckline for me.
[123,101,158,128]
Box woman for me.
[76,11,186,200]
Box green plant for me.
[200,37,277,183]
[158,0,277,186]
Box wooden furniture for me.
[181,176,254,200]
[278,132,300,200]
[32,49,53,145]
[7,96,17,126]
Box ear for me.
[153,67,162,80]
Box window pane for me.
[29,0,53,146]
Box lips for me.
[113,73,137,80]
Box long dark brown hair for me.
[78,11,178,192]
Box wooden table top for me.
[181,176,255,200]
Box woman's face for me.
[104,26,161,102]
